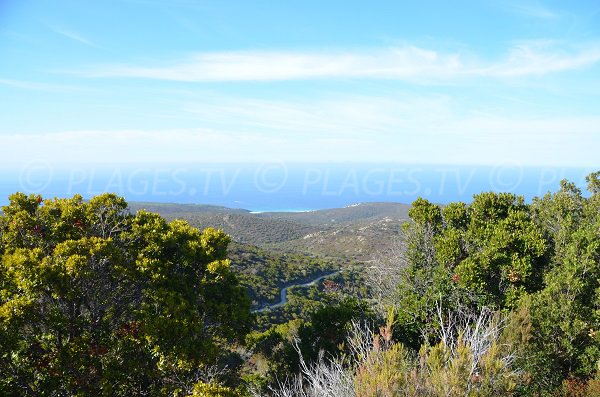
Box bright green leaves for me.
[522,195,600,390]
[0,193,251,396]
[408,197,442,229]
[1,248,45,292]
[1,193,46,251]
[464,206,546,306]
[395,190,548,350]
[434,227,465,268]
[587,171,600,195]
[442,201,469,230]
[468,192,526,234]
[200,227,231,262]
[187,381,241,397]
[37,194,88,246]
[407,192,547,310]
[1,192,42,217]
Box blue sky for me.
[1,0,600,167]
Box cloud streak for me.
[505,1,560,20]
[51,26,95,46]
[477,42,600,76]
[76,42,600,83]
[4,111,599,167]
[0,78,87,92]
[182,95,453,136]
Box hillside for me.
[130,201,411,260]
[227,242,340,308]
[257,202,410,226]
[273,215,405,260]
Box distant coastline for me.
[1,164,594,210]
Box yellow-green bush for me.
[353,309,522,397]
[187,381,241,397]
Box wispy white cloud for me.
[4,110,599,167]
[0,78,86,92]
[78,47,455,82]
[75,42,600,83]
[476,41,600,76]
[183,93,600,135]
[3,129,266,164]
[51,26,95,46]
[505,1,560,19]
[183,95,453,136]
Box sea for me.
[0,163,595,212]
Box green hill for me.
[129,201,411,260]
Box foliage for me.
[389,190,548,347]
[558,376,600,397]
[253,267,367,332]
[187,381,242,397]
[356,307,524,397]
[260,306,523,397]
[228,242,339,308]
[0,193,251,396]
[296,298,372,364]
[359,172,600,396]
[2,172,600,396]
[517,178,600,394]
[246,298,371,386]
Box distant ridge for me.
[128,202,251,215]
[130,201,411,260]
[257,202,410,226]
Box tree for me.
[379,192,546,351]
[296,298,371,363]
[399,192,547,313]
[0,193,252,396]
[519,179,600,394]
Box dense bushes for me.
[258,307,524,397]
[258,172,600,396]
[2,172,599,396]
[228,243,339,307]
[0,193,251,396]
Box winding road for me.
[253,270,341,313]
